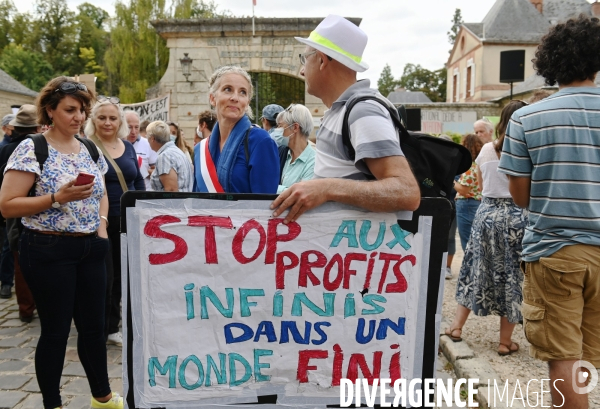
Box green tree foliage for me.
[77,2,109,28]
[377,63,399,98]
[447,8,464,45]
[0,0,16,53]
[397,63,447,102]
[0,43,54,90]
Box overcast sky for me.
[15,0,589,85]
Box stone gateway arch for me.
[149,17,362,139]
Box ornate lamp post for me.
[179,53,193,82]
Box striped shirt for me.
[498,87,600,261]
[314,80,404,180]
[151,141,193,192]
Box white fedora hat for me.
[295,14,369,72]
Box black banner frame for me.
[121,192,453,409]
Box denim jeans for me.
[456,198,481,252]
[0,226,14,287]
[19,230,111,409]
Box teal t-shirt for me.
[498,87,600,261]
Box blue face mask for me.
[170,134,176,142]
[269,127,288,147]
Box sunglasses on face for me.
[98,95,120,104]
[54,82,88,94]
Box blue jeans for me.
[19,230,111,409]
[0,226,14,287]
[456,198,481,252]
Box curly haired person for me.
[499,15,600,409]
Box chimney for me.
[592,1,600,17]
[529,0,543,14]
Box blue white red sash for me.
[198,138,224,193]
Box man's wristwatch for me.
[51,193,61,209]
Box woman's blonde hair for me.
[209,66,254,119]
[84,100,129,140]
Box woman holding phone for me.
[0,76,123,408]
[84,96,145,347]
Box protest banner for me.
[121,193,452,408]
[122,94,170,122]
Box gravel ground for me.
[442,232,600,408]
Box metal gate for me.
[249,72,305,121]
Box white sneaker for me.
[445,267,453,280]
[107,332,123,346]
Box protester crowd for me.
[0,12,597,409]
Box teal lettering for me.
[361,294,387,315]
[330,220,358,248]
[386,224,411,250]
[178,355,204,390]
[344,293,356,318]
[273,291,283,317]
[148,355,177,387]
[291,292,335,317]
[254,349,273,382]
[184,283,194,320]
[239,288,265,317]
[359,221,386,251]
[200,286,234,318]
[229,353,252,386]
[205,353,227,386]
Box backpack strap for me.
[278,145,290,181]
[29,134,49,172]
[244,126,251,163]
[75,136,100,163]
[341,95,408,161]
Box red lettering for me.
[343,253,367,289]
[144,216,187,265]
[297,350,328,383]
[377,253,400,294]
[323,254,343,291]
[298,250,326,288]
[232,219,266,264]
[362,252,378,291]
[389,344,401,383]
[385,255,415,293]
[331,344,344,386]
[265,219,301,264]
[187,216,233,264]
[275,251,299,290]
[346,351,382,384]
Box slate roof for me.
[543,0,591,24]
[479,0,550,43]
[0,69,37,97]
[387,91,432,104]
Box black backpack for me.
[341,95,472,198]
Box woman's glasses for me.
[98,95,120,104]
[54,82,88,94]
[284,103,296,112]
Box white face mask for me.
[269,127,288,147]
[170,134,176,142]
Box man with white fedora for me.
[271,14,419,222]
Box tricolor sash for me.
[195,138,224,193]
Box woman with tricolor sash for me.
[193,66,279,194]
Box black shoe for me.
[19,314,34,323]
[0,284,11,299]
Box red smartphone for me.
[74,172,96,186]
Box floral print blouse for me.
[5,138,108,233]
[455,162,482,200]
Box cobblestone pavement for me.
[442,231,600,408]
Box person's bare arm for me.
[159,168,179,192]
[271,155,420,224]
[476,165,483,194]
[507,175,531,208]
[98,192,109,238]
[0,170,94,218]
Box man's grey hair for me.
[84,100,129,139]
[1,114,15,127]
[146,121,171,144]
[209,65,254,119]
[276,104,314,138]
[474,119,494,133]
[125,110,140,121]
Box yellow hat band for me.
[307,31,362,64]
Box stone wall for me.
[0,91,37,136]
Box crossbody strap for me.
[88,134,129,193]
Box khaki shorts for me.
[522,244,600,367]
